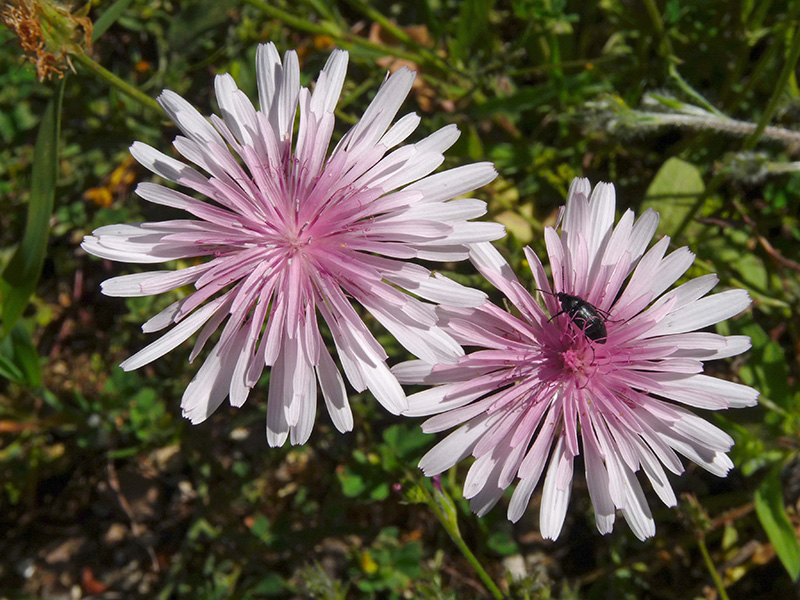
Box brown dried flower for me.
[2,0,92,81]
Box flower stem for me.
[743,20,800,150]
[412,473,505,599]
[628,110,800,147]
[698,535,731,600]
[72,52,162,115]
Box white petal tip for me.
[182,409,209,425]
[266,430,289,448]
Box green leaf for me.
[641,157,705,238]
[454,0,493,60]
[92,0,137,42]
[167,0,236,50]
[0,80,65,337]
[382,424,430,459]
[495,210,533,244]
[737,321,790,407]
[10,322,41,386]
[0,354,25,383]
[250,515,274,545]
[338,468,367,497]
[186,517,220,541]
[487,530,519,556]
[433,482,460,535]
[700,229,770,292]
[754,466,800,581]
[0,322,41,386]
[369,482,390,501]
[244,573,288,597]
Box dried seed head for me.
[2,0,92,81]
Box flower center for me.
[560,347,587,373]
[279,222,314,256]
[558,342,599,389]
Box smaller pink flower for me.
[395,178,758,540]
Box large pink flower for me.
[82,44,504,446]
[395,178,758,540]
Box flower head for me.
[396,178,758,540]
[82,43,503,446]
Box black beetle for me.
[550,292,608,344]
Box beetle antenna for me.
[530,287,557,297]
[529,287,566,320]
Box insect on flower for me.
[395,178,759,541]
[537,290,609,344]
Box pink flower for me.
[82,44,503,446]
[395,178,758,540]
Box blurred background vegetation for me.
[1,0,800,598]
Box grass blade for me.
[92,0,137,42]
[755,466,800,581]
[0,79,65,337]
[0,323,42,386]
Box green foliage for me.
[297,562,348,599]
[486,529,518,556]
[92,0,138,42]
[0,322,41,386]
[352,527,423,597]
[337,450,391,501]
[755,466,800,581]
[337,424,429,501]
[738,321,794,412]
[451,0,495,62]
[0,79,64,338]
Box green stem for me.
[668,63,725,117]
[642,0,673,58]
[429,501,505,599]
[343,0,449,74]
[629,110,800,148]
[549,31,565,104]
[723,31,781,113]
[413,474,504,599]
[718,0,773,109]
[743,21,800,150]
[246,0,337,37]
[757,394,791,418]
[301,0,342,24]
[245,0,447,76]
[345,0,416,48]
[507,53,620,77]
[72,52,162,115]
[697,535,731,600]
